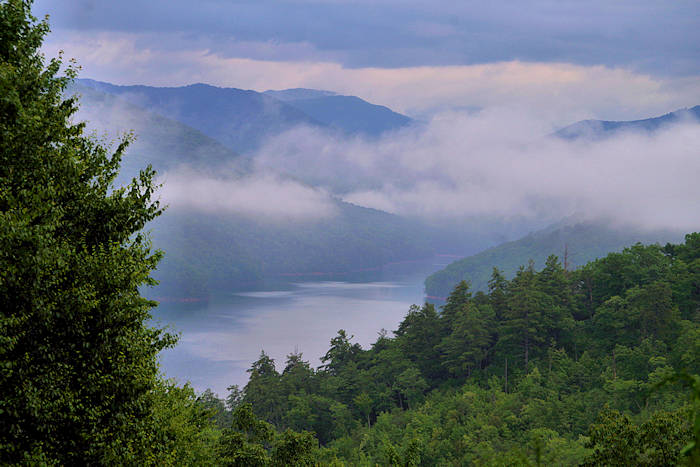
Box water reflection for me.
[152,260,439,397]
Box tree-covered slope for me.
[556,105,700,140]
[206,233,700,465]
[425,222,684,299]
[150,201,435,298]
[69,83,435,299]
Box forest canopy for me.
[221,234,700,465]
[1,1,699,465]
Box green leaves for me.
[0,1,174,463]
[218,404,317,467]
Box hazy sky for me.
[36,0,700,120]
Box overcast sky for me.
[35,1,700,119]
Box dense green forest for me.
[2,1,699,465]
[201,234,700,465]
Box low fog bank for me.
[157,169,337,222]
[253,108,700,233]
[75,83,700,234]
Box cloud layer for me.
[43,31,700,121]
[157,169,337,221]
[254,109,700,232]
[35,0,700,75]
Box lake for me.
[151,258,449,398]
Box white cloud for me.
[255,109,700,232]
[157,169,337,221]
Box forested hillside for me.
[150,203,435,299]
[425,222,683,300]
[202,234,700,465]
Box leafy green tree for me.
[393,367,428,409]
[0,1,174,463]
[218,404,275,467]
[198,388,232,429]
[271,428,317,466]
[218,403,318,466]
[145,381,220,466]
[354,392,373,428]
[582,407,691,466]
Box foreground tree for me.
[0,1,174,463]
[218,404,317,467]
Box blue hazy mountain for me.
[264,89,413,136]
[68,82,246,185]
[263,88,338,101]
[556,105,700,140]
[78,80,413,153]
[77,79,324,154]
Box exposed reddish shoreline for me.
[153,296,209,304]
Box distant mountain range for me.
[556,105,700,140]
[263,89,412,137]
[424,221,685,300]
[70,80,698,298]
[76,79,413,153]
[69,80,432,298]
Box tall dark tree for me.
[440,280,472,332]
[0,1,174,463]
[488,267,508,320]
[320,329,362,376]
[243,351,284,425]
[395,303,444,382]
[439,302,494,377]
[500,262,547,368]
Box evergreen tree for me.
[440,280,472,333]
[243,351,284,425]
[395,303,444,382]
[439,302,493,377]
[500,262,547,368]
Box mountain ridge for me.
[556,105,700,139]
[424,221,685,300]
[77,79,413,152]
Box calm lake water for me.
[151,259,449,397]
